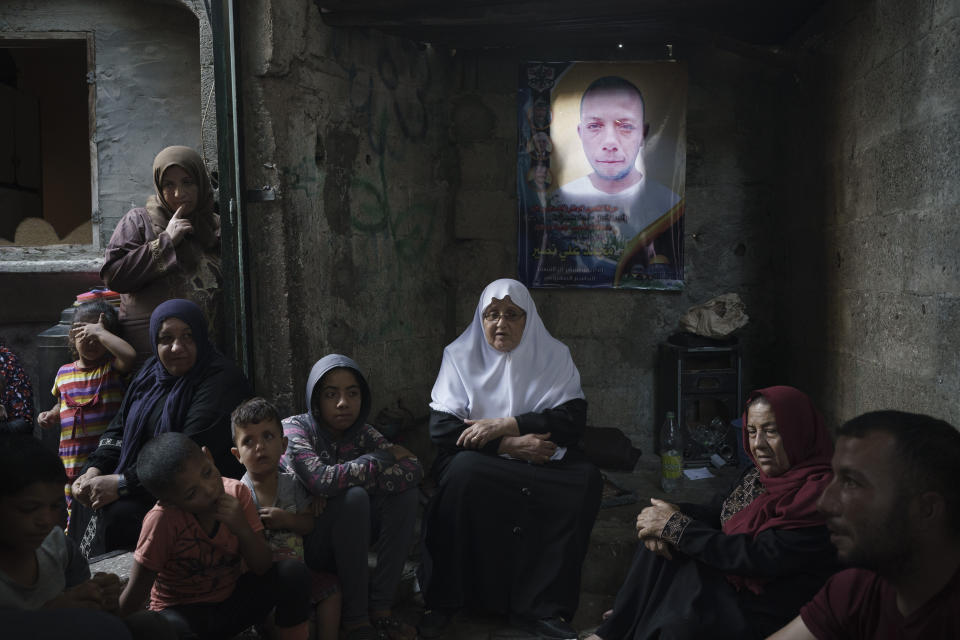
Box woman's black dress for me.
[596,467,839,640]
[420,398,603,621]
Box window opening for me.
[0,37,93,247]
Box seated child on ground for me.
[283,354,423,640]
[231,397,342,639]
[38,300,134,532]
[118,432,311,640]
[0,433,172,640]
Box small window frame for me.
[0,30,100,261]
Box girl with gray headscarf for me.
[282,354,423,640]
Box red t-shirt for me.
[800,567,960,639]
[134,477,264,611]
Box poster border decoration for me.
[517,60,687,290]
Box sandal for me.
[373,615,418,640]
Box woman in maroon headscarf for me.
[587,386,839,640]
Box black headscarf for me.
[115,299,218,473]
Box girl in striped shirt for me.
[38,300,135,531]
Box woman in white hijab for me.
[419,279,603,640]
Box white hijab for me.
[430,279,585,420]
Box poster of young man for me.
[517,61,687,289]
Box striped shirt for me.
[52,359,127,480]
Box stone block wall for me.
[778,0,960,428]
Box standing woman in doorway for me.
[101,146,222,368]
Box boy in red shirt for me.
[118,432,310,639]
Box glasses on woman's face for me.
[482,310,526,323]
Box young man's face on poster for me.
[577,87,646,187]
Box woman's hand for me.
[635,498,681,539]
[643,537,674,560]
[84,474,121,510]
[457,417,519,449]
[165,205,194,246]
[498,432,557,464]
[71,468,102,508]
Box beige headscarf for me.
[145,146,219,256]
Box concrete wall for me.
[2,0,204,248]
[777,0,960,428]
[176,0,218,165]
[237,1,457,422]
[447,47,790,452]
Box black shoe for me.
[419,608,454,639]
[510,615,578,640]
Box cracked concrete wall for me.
[778,0,960,428]
[238,1,456,422]
[447,48,788,453]
[176,0,218,164]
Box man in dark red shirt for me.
[769,411,960,639]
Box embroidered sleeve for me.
[661,511,693,545]
[148,238,167,274]
[720,467,765,525]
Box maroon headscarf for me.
[723,386,834,592]
[724,385,833,536]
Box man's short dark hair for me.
[580,75,645,117]
[137,432,204,499]
[230,397,282,442]
[839,410,960,535]
[0,433,67,497]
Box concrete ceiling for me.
[314,0,827,50]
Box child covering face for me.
[119,431,311,640]
[37,300,135,532]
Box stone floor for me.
[90,455,742,639]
